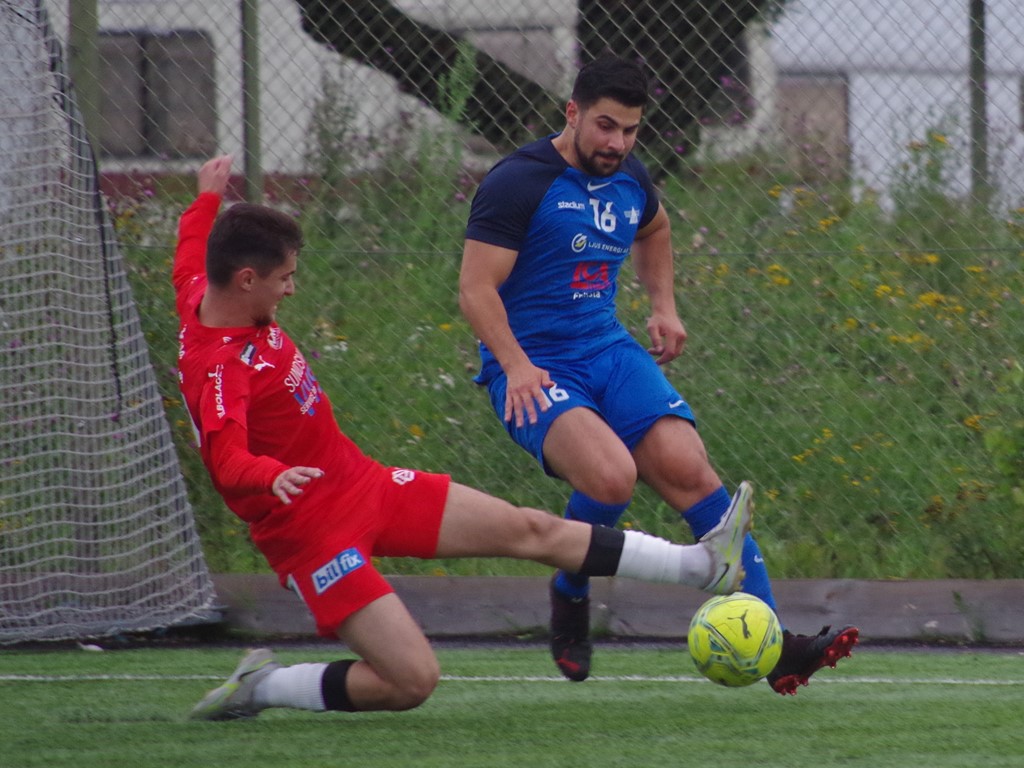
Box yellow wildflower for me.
[962,414,984,432]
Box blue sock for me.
[554,491,630,600]
[681,486,780,618]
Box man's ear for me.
[566,99,579,131]
[234,266,257,292]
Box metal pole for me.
[968,0,989,205]
[241,0,263,203]
[67,0,100,150]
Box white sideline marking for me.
[1,673,1021,686]
[447,675,1024,686]
[0,674,225,682]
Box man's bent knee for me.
[387,662,440,710]
[577,469,636,505]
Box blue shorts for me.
[481,336,696,476]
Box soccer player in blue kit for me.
[459,55,858,695]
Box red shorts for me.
[278,467,450,637]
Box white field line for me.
[1,673,1021,686]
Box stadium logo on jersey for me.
[391,468,416,485]
[557,200,585,211]
[571,233,588,253]
[570,262,610,291]
[312,547,366,595]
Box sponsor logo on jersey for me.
[391,468,416,485]
[557,200,585,211]
[312,547,366,595]
[283,351,321,416]
[570,262,610,291]
[571,233,588,253]
[625,206,641,225]
[268,326,283,350]
[589,241,630,255]
[208,364,226,419]
[586,180,612,192]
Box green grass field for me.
[2,644,1021,767]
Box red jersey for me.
[173,193,381,572]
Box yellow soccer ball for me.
[687,592,783,687]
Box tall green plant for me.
[304,64,359,237]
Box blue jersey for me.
[465,135,660,382]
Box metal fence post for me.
[968,0,990,205]
[241,0,263,202]
[67,0,100,149]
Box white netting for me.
[0,0,215,644]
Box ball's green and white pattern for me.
[687,593,783,687]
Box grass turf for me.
[0,644,1021,767]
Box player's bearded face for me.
[572,99,642,177]
[574,132,624,177]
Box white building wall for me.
[770,0,1024,205]
[45,0,576,175]
[42,0,1024,206]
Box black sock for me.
[321,659,357,712]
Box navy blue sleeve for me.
[465,142,565,251]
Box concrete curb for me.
[211,575,1024,644]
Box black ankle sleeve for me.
[578,525,625,576]
[321,659,357,711]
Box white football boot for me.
[700,481,754,594]
[190,648,280,720]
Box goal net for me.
[0,1,216,643]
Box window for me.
[98,30,216,159]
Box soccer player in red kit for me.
[178,155,753,719]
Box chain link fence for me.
[36,0,1024,579]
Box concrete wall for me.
[212,575,1024,645]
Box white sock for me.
[616,530,712,587]
[253,663,328,711]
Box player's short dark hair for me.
[571,54,649,111]
[206,203,304,288]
